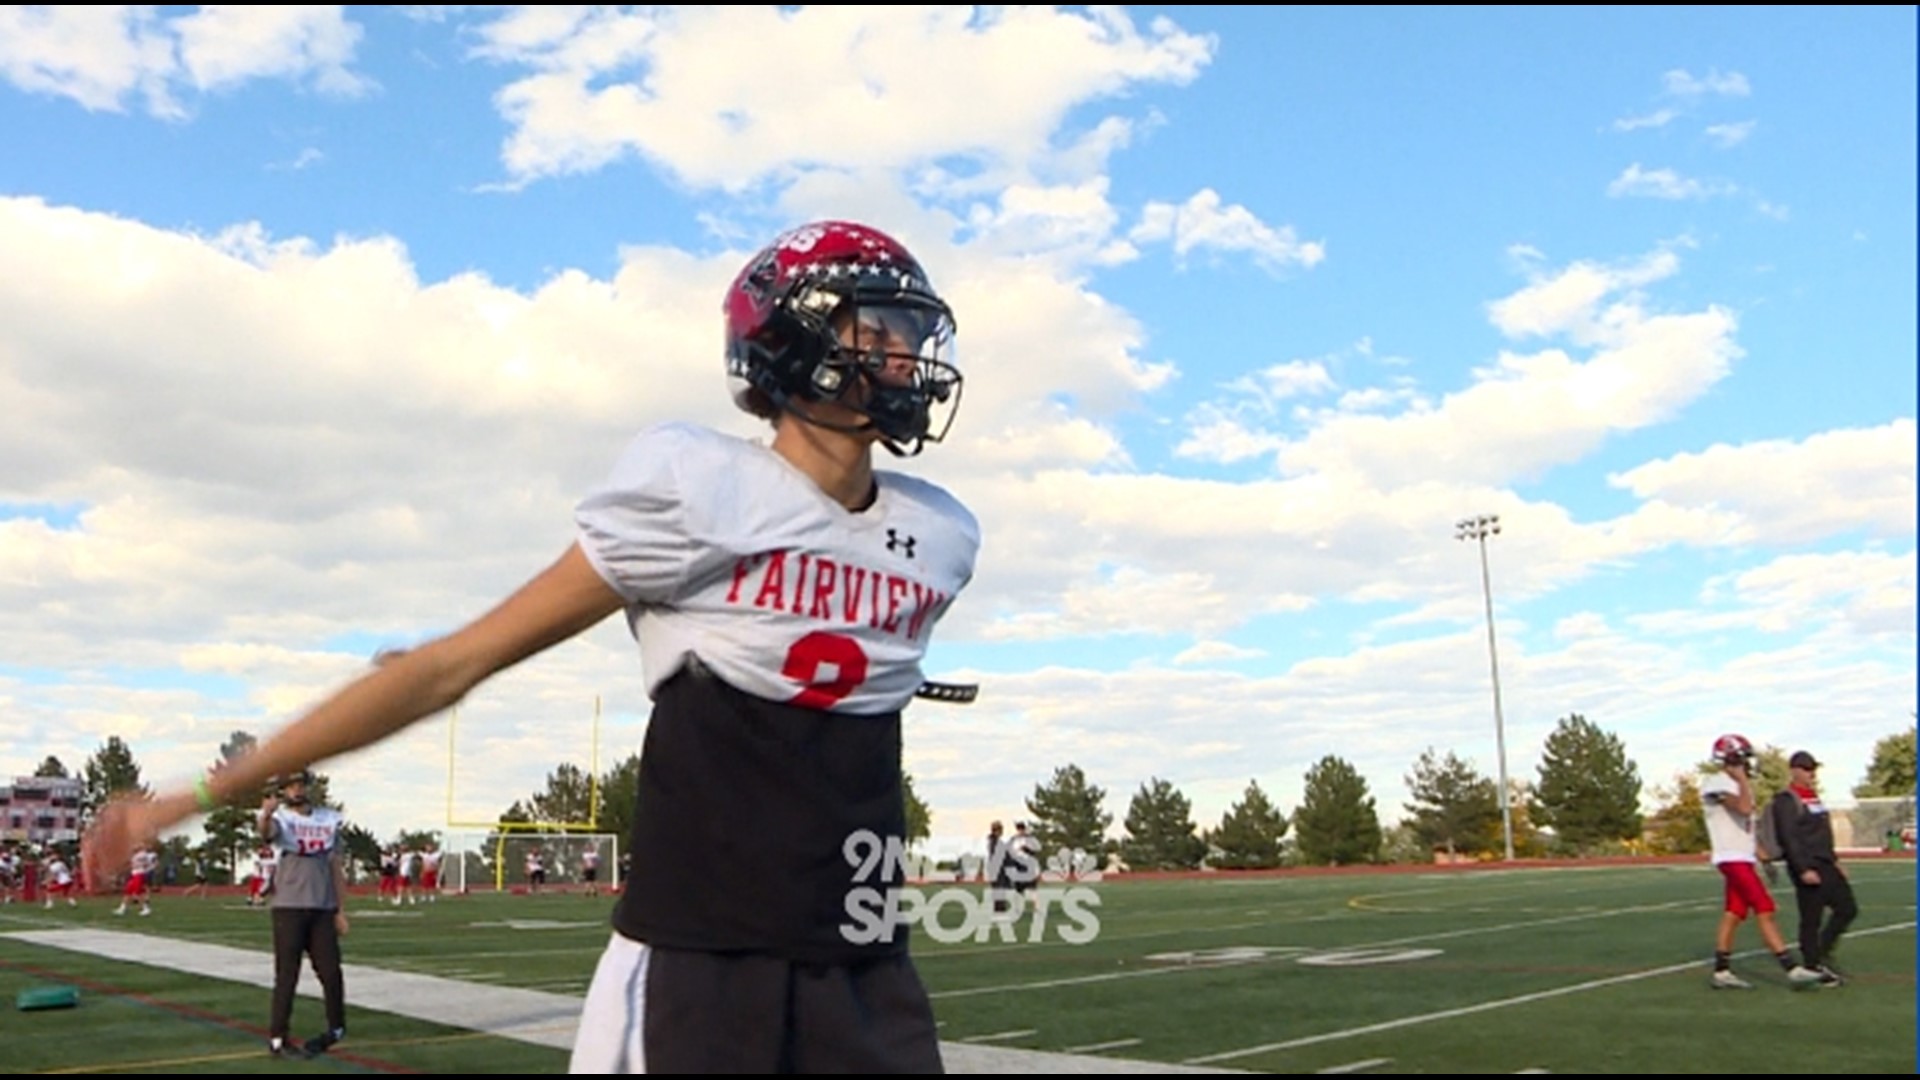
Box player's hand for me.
[335,911,350,937]
[1800,868,1820,885]
[83,792,191,895]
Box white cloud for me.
[0,5,370,118]
[171,6,369,97]
[1173,412,1287,464]
[1607,164,1737,200]
[1487,250,1680,340]
[1705,120,1757,148]
[1663,68,1751,98]
[467,7,1215,189]
[1260,360,1338,399]
[1130,189,1325,273]
[1608,420,1917,545]
[0,6,181,116]
[1276,252,1739,492]
[1173,640,1266,665]
[1612,108,1678,132]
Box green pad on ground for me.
[16,985,80,1011]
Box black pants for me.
[271,907,346,1040]
[1792,861,1858,968]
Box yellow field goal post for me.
[441,697,621,893]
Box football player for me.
[115,845,156,916]
[84,220,978,1073]
[1700,734,1823,989]
[260,770,351,1058]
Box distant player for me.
[580,847,601,898]
[1701,734,1822,989]
[399,847,421,905]
[420,844,443,902]
[525,848,546,894]
[183,851,211,898]
[0,846,19,904]
[116,845,157,916]
[249,845,278,907]
[378,848,401,905]
[42,852,77,908]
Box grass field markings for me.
[1064,1038,1145,1053]
[925,898,1707,999]
[0,954,419,1074]
[914,912,1357,960]
[1179,919,1918,1066]
[960,1029,1039,1043]
[5,928,586,1051]
[1342,897,1701,952]
[8,928,1227,1075]
[1316,1058,1391,1073]
[36,1047,315,1074]
[929,954,1265,999]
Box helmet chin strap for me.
[769,371,927,457]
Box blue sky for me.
[1,6,1913,852]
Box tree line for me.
[29,715,1914,875]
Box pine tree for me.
[902,771,933,847]
[1025,764,1113,860]
[1402,748,1500,857]
[1293,756,1382,866]
[1533,714,1642,852]
[81,736,148,821]
[1119,777,1207,870]
[1205,779,1289,870]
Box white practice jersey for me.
[1700,772,1756,865]
[576,422,980,715]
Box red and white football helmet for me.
[724,221,960,456]
[1711,733,1755,768]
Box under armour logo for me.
[886,529,916,558]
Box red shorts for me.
[422,870,439,889]
[1718,860,1775,918]
[124,872,150,897]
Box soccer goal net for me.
[1844,795,1916,853]
[441,829,622,894]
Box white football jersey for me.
[576,422,980,716]
[1700,772,1756,864]
[268,805,344,858]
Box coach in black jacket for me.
[1766,750,1857,983]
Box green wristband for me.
[193,775,218,813]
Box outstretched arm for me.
[85,543,625,887]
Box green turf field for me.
[1,858,1913,1073]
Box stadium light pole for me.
[1456,514,1515,862]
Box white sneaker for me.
[1787,965,1824,985]
[1710,969,1752,990]
[115,905,126,916]
[139,907,151,917]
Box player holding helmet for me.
[85,220,978,1072]
[1700,734,1823,989]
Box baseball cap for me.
[1788,750,1822,770]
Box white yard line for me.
[1183,920,1917,1066]
[1317,1058,1392,1073]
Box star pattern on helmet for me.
[781,259,925,289]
